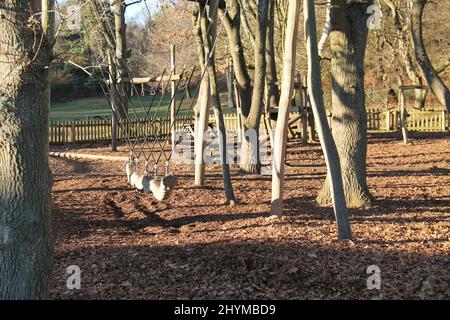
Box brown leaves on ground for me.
[49,132,449,299]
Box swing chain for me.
[154,162,158,178]
[134,157,139,171]
[144,160,149,176]
[165,161,169,176]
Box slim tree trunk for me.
[317,0,374,209]
[193,7,211,187]
[266,0,280,111]
[304,0,352,240]
[318,0,332,58]
[0,0,54,299]
[113,0,129,121]
[200,1,236,204]
[271,0,301,215]
[410,0,450,112]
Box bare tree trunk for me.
[227,59,236,110]
[200,1,236,204]
[240,0,269,174]
[113,0,129,121]
[382,0,429,111]
[317,0,374,209]
[271,0,301,215]
[220,0,269,173]
[108,52,119,151]
[304,0,352,240]
[266,0,280,111]
[0,0,54,299]
[219,1,253,114]
[410,0,450,112]
[318,0,332,58]
[193,7,211,187]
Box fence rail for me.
[49,110,449,144]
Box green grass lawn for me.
[50,91,233,121]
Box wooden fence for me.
[49,110,448,144]
[365,109,448,132]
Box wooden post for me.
[303,75,315,142]
[399,85,409,143]
[271,0,301,216]
[234,84,243,143]
[70,123,75,144]
[171,44,176,152]
[442,110,447,131]
[299,78,308,145]
[393,110,398,130]
[385,110,391,131]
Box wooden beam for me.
[400,85,428,90]
[186,0,226,9]
[106,75,181,85]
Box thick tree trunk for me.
[219,2,253,113]
[0,0,54,299]
[240,0,269,174]
[220,0,269,173]
[410,0,450,112]
[271,0,301,215]
[200,1,236,204]
[304,0,352,240]
[317,0,374,209]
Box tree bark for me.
[317,0,374,209]
[304,0,352,240]
[113,0,129,121]
[0,0,54,299]
[318,0,332,58]
[382,0,428,111]
[193,7,211,187]
[271,0,301,215]
[219,2,252,112]
[265,0,280,111]
[220,0,269,173]
[240,0,269,174]
[200,1,236,204]
[410,0,450,112]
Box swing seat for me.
[149,175,179,201]
[125,162,178,201]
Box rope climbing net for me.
[79,0,228,199]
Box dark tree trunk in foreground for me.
[0,0,54,299]
[410,0,450,112]
[317,0,374,208]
